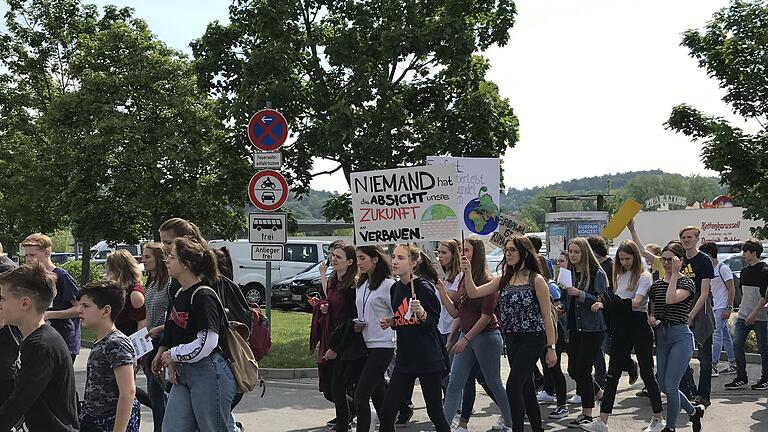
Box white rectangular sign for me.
[251,244,284,261]
[252,151,283,169]
[248,212,287,244]
[426,156,501,236]
[350,164,459,245]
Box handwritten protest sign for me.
[351,165,459,245]
[490,213,528,248]
[426,157,501,236]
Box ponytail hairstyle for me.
[567,237,604,291]
[394,243,438,284]
[143,242,169,289]
[328,244,358,290]
[438,239,461,283]
[160,217,207,248]
[464,237,492,286]
[173,237,220,285]
[105,249,142,291]
[356,245,392,290]
[498,236,544,290]
[613,240,647,292]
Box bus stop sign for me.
[248,212,287,244]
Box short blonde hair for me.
[22,233,53,251]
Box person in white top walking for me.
[353,245,397,432]
[699,242,737,376]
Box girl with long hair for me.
[352,246,396,432]
[106,249,146,337]
[142,243,171,432]
[438,237,512,431]
[151,238,238,432]
[437,240,462,344]
[463,236,557,432]
[583,240,665,432]
[647,242,704,432]
[378,244,450,432]
[563,237,608,428]
[321,244,361,432]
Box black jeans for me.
[680,334,713,400]
[333,359,360,431]
[567,330,603,409]
[354,348,394,432]
[379,371,449,432]
[504,332,545,432]
[600,312,663,415]
[0,379,13,406]
[542,325,567,406]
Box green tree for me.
[667,0,768,236]
[193,0,520,220]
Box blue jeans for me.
[443,330,512,427]
[712,308,735,365]
[144,343,167,432]
[656,325,695,425]
[162,352,237,432]
[733,318,768,381]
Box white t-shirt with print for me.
[437,272,463,335]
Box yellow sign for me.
[602,199,642,239]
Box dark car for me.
[269,262,334,310]
[51,253,75,265]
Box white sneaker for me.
[643,417,666,432]
[567,394,582,404]
[491,416,505,430]
[580,418,608,432]
[537,389,556,403]
[451,426,469,432]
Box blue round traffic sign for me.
[248,109,288,151]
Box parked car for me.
[486,247,504,274]
[271,262,334,310]
[208,239,331,305]
[90,241,144,265]
[723,253,768,310]
[51,253,75,265]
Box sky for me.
[2,0,738,193]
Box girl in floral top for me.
[463,236,556,432]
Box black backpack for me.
[216,276,253,335]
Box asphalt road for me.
[72,350,768,431]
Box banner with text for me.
[426,156,501,236]
[351,164,459,245]
[490,213,528,248]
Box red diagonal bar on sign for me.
[256,115,282,143]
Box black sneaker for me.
[689,404,704,432]
[750,378,768,390]
[636,387,649,397]
[236,421,244,432]
[395,406,414,426]
[725,377,748,389]
[566,414,592,428]
[326,418,337,427]
[692,395,711,408]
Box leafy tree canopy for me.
[667,0,768,237]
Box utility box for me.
[545,211,609,261]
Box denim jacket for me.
[564,268,607,333]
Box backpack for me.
[528,272,558,338]
[191,286,262,394]
[248,303,272,361]
[217,277,253,333]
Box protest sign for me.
[426,156,501,236]
[490,212,528,248]
[602,198,642,239]
[351,164,459,245]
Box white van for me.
[208,239,331,305]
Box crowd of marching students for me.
[311,220,768,432]
[1,215,767,432]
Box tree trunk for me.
[80,240,92,285]
[151,210,161,242]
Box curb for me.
[260,368,319,379]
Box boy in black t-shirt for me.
[0,242,19,406]
[0,263,79,432]
[678,226,715,407]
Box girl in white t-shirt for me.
[588,240,665,432]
